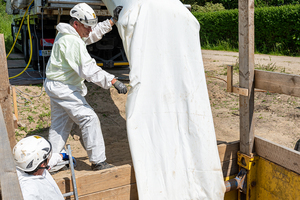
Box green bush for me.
[181,0,299,10]
[193,4,300,56]
[192,2,226,12]
[0,1,13,53]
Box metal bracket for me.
[227,65,249,96]
[237,151,255,171]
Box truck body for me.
[6,0,128,70]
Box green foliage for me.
[192,2,225,12]
[0,1,13,53]
[255,5,300,55]
[193,9,239,50]
[193,4,300,56]
[181,0,299,10]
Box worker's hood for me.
[56,23,81,38]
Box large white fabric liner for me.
[102,0,226,199]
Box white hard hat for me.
[13,135,52,172]
[70,3,98,28]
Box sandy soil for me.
[12,50,300,178]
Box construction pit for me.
[7,50,300,199]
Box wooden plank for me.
[55,164,135,196]
[71,184,138,200]
[255,136,300,174]
[13,114,18,129]
[0,105,23,200]
[227,65,233,92]
[232,86,248,96]
[218,141,239,162]
[221,159,239,177]
[218,142,239,177]
[0,34,16,149]
[12,86,18,121]
[44,9,110,16]
[238,0,255,156]
[255,70,300,97]
[47,0,105,6]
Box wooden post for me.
[12,86,18,120]
[227,65,233,93]
[239,0,255,156]
[0,34,16,149]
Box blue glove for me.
[61,153,77,168]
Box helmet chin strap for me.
[38,165,50,170]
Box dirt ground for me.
[11,50,300,178]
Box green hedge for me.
[193,4,300,55]
[181,0,299,10]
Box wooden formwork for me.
[55,164,138,200]
[52,142,241,199]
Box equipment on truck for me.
[6,0,128,71]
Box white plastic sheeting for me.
[102,0,226,199]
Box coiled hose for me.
[7,0,34,79]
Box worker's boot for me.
[91,161,114,170]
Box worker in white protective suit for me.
[44,3,127,171]
[13,135,73,200]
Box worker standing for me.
[13,135,66,200]
[44,3,127,171]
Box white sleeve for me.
[78,44,115,89]
[48,153,63,169]
[64,38,115,89]
[85,19,113,45]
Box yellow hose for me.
[9,15,33,79]
[6,0,34,58]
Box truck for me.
[5,0,128,71]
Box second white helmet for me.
[13,135,52,172]
[70,3,98,28]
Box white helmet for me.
[70,3,98,28]
[13,135,52,172]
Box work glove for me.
[113,80,127,94]
[113,6,123,21]
[61,153,77,168]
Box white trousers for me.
[44,79,106,164]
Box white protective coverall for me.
[44,20,115,164]
[17,153,64,200]
[102,0,226,199]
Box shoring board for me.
[54,142,239,199]
[222,159,239,177]
[255,70,300,97]
[55,164,135,196]
[218,141,239,177]
[69,184,138,200]
[255,136,300,174]
[0,105,23,200]
[0,34,16,149]
[218,141,239,162]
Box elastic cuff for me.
[110,17,117,24]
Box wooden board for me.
[218,141,240,177]
[69,184,138,200]
[0,105,23,200]
[255,135,300,174]
[0,34,16,149]
[55,164,136,197]
[255,70,300,97]
[218,141,239,162]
